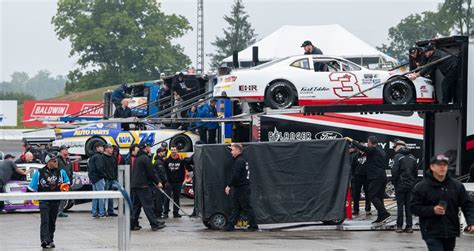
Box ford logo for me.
[315,131,343,140]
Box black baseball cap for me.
[430,153,449,165]
[94,141,105,148]
[408,47,419,55]
[301,40,313,47]
[139,142,149,149]
[45,152,59,163]
[104,144,113,149]
[161,142,168,147]
[4,154,15,159]
[156,147,164,154]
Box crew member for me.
[88,142,106,218]
[163,146,185,218]
[152,148,168,219]
[112,83,130,109]
[345,136,391,224]
[28,153,70,249]
[391,140,417,233]
[408,47,424,71]
[206,99,219,144]
[224,143,258,231]
[0,154,27,212]
[57,145,73,218]
[411,153,474,251]
[301,40,324,72]
[103,144,118,217]
[409,44,459,104]
[350,145,371,216]
[131,143,165,231]
[196,99,210,144]
[113,98,133,119]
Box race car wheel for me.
[265,81,296,109]
[209,213,227,230]
[170,134,192,152]
[383,79,415,105]
[85,137,106,157]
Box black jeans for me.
[395,189,413,228]
[425,237,456,251]
[153,187,165,217]
[0,181,4,211]
[351,175,371,212]
[207,128,217,144]
[198,127,208,144]
[164,183,182,215]
[39,200,60,243]
[228,186,257,228]
[367,178,388,217]
[131,187,160,228]
[441,68,458,104]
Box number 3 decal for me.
[329,72,366,98]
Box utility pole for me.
[196,0,204,74]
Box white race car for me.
[213,55,434,110]
[53,121,200,157]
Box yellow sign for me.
[116,132,134,148]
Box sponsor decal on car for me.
[73,129,110,136]
[315,131,343,140]
[239,85,258,92]
[268,127,312,142]
[300,86,330,94]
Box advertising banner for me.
[0,100,18,127]
[23,100,103,127]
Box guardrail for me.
[0,191,130,251]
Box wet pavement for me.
[1,199,473,250]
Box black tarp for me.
[194,139,350,225]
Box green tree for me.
[438,0,473,36]
[0,92,35,105]
[210,0,257,68]
[52,0,192,91]
[377,11,451,62]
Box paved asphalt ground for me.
[1,199,473,251]
[1,140,473,250]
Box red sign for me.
[24,100,103,127]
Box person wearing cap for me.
[28,152,70,249]
[408,44,459,104]
[224,143,258,231]
[411,153,474,250]
[206,99,219,144]
[152,142,170,164]
[152,147,168,218]
[408,47,425,71]
[102,144,118,217]
[57,145,73,217]
[349,144,371,216]
[163,145,186,218]
[112,83,131,109]
[391,140,417,233]
[301,40,324,72]
[88,142,107,218]
[345,136,391,224]
[0,154,27,212]
[172,72,189,98]
[130,142,165,231]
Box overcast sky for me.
[0,0,443,82]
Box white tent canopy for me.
[222,24,398,67]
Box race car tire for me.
[63,200,74,211]
[85,137,106,157]
[170,134,192,152]
[322,219,345,225]
[383,78,415,105]
[265,81,297,109]
[248,102,265,113]
[209,213,227,230]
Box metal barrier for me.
[0,191,130,251]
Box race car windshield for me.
[253,56,291,70]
